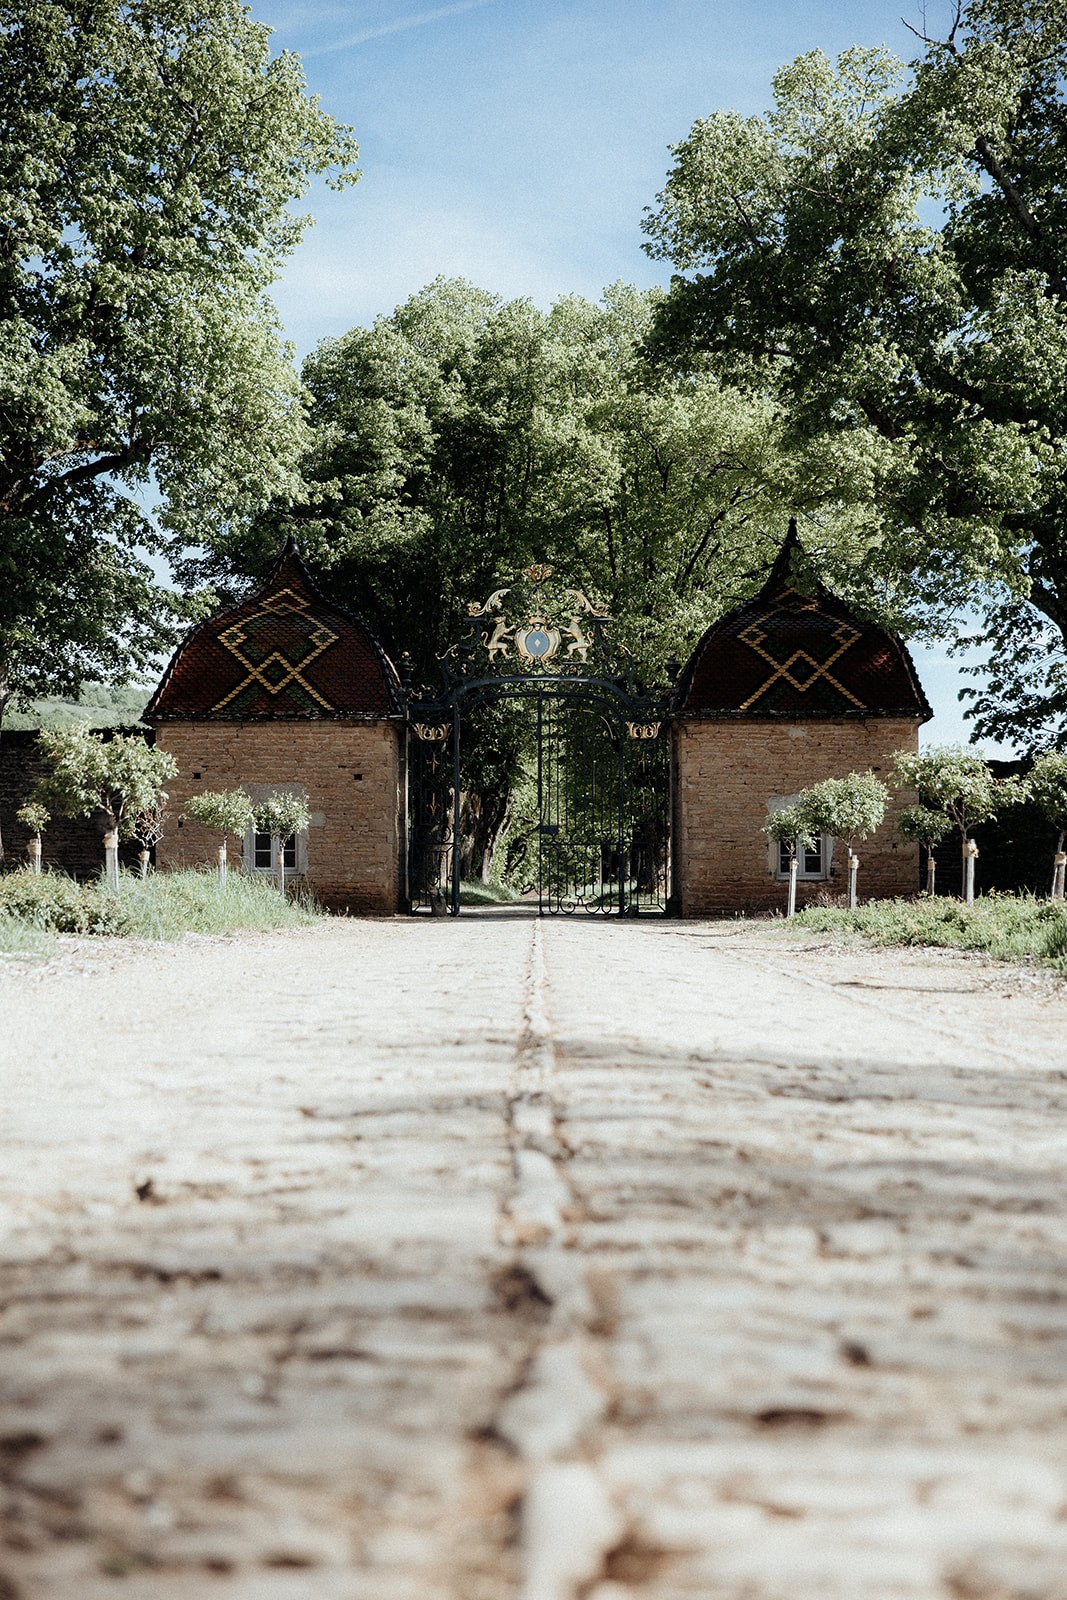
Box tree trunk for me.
[138,849,150,879]
[786,856,798,918]
[1051,830,1066,901]
[847,853,859,911]
[459,786,511,884]
[963,837,978,905]
[27,837,41,875]
[926,851,936,897]
[103,830,120,892]
[218,840,228,888]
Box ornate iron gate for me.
[405,568,671,916]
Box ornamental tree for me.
[183,789,255,884]
[34,723,177,885]
[0,0,360,735]
[896,804,953,895]
[1025,751,1067,898]
[254,792,310,894]
[15,801,49,873]
[130,799,169,877]
[889,744,1028,901]
[761,803,814,917]
[794,772,889,908]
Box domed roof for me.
[146,540,402,721]
[676,522,931,721]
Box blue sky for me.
[251,0,1004,752]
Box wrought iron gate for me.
[405,567,671,916]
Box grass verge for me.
[0,867,320,949]
[786,894,1067,969]
[457,880,521,906]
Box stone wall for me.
[154,720,403,913]
[674,717,920,915]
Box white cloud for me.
[303,0,493,57]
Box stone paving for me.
[2,915,1067,1599]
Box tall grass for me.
[0,867,319,948]
[0,910,53,958]
[788,894,1067,969]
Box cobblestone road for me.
[2,915,1067,1600]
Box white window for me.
[240,784,309,877]
[767,795,833,881]
[244,825,307,875]
[777,836,828,880]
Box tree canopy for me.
[0,0,359,716]
[197,275,853,686]
[643,0,1067,750]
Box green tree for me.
[254,791,309,894]
[643,2,1067,748]
[15,801,49,873]
[0,0,359,732]
[762,803,814,917]
[201,278,794,684]
[794,772,889,907]
[1026,751,1067,897]
[889,744,1027,900]
[897,804,953,895]
[34,722,177,886]
[184,788,255,884]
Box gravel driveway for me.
[2,914,1066,1600]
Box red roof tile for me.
[677,524,931,721]
[145,542,402,721]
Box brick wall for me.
[154,721,403,914]
[674,717,920,915]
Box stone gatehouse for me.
[137,524,930,915]
[146,541,404,914]
[672,527,931,913]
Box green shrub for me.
[784,893,1067,970]
[0,868,320,940]
[0,871,130,933]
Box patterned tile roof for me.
[677,523,932,721]
[145,541,402,721]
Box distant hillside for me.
[4,683,152,730]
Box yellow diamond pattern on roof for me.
[211,589,340,712]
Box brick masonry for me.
[674,717,921,915]
[155,721,403,914]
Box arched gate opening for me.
[405,569,671,916]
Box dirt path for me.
[2,918,1067,1599]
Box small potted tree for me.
[1026,752,1067,900]
[183,790,256,886]
[793,772,889,909]
[896,805,951,896]
[762,803,813,918]
[16,803,50,875]
[35,723,178,890]
[254,793,311,895]
[889,745,1028,905]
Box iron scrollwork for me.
[446,566,635,688]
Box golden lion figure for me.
[484,616,512,659]
[562,616,591,660]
